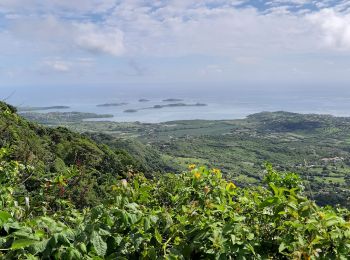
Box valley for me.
[21,110,350,208]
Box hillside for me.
[0,102,166,207]
[26,110,350,208]
[1,102,350,258]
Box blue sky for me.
[1,0,350,88]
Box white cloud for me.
[9,16,125,56]
[74,23,124,56]
[110,4,316,57]
[44,59,71,72]
[267,0,310,5]
[4,1,347,59]
[2,0,350,85]
[40,57,96,74]
[308,9,350,50]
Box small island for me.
[123,102,207,113]
[146,103,208,109]
[124,109,138,113]
[194,103,207,107]
[17,106,70,112]
[162,98,184,102]
[139,99,150,102]
[96,102,128,107]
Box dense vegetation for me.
[39,112,350,208]
[0,102,165,208]
[2,102,349,258]
[1,147,350,259]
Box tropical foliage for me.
[0,150,349,259]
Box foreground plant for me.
[0,152,349,259]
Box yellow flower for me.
[226,182,237,192]
[211,168,221,175]
[194,172,201,179]
[188,164,196,170]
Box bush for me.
[0,158,349,259]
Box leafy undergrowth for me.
[1,150,350,259]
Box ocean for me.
[3,84,350,123]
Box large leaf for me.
[91,231,107,257]
[30,239,49,254]
[11,239,37,250]
[325,217,341,227]
[144,216,151,231]
[0,211,11,224]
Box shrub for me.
[0,158,349,259]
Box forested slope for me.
[33,110,350,208]
[0,102,163,207]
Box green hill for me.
[31,110,350,208]
[1,102,350,258]
[0,102,166,207]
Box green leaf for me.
[11,239,37,250]
[134,179,140,191]
[145,247,157,259]
[66,247,82,260]
[231,235,236,245]
[325,217,340,227]
[12,227,36,239]
[30,239,49,254]
[279,242,286,252]
[155,228,162,244]
[260,197,279,207]
[0,211,11,224]
[144,216,151,231]
[114,235,123,246]
[91,231,107,257]
[98,228,111,236]
[34,230,46,239]
[77,242,87,254]
[247,233,254,240]
[246,243,256,255]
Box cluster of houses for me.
[320,157,344,164]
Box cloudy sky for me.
[1,0,350,88]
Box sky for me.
[1,0,350,89]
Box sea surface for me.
[3,85,350,123]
